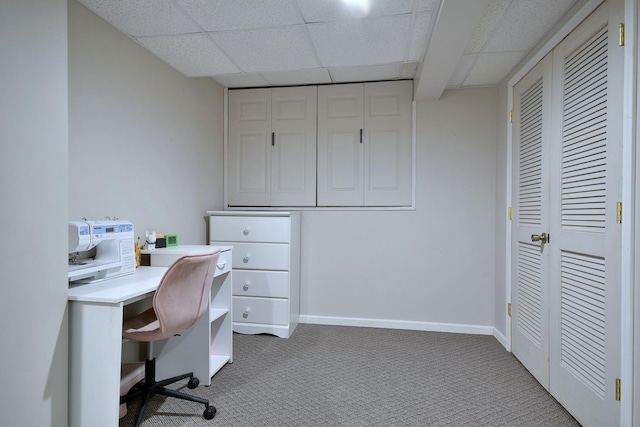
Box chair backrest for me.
[151,250,220,341]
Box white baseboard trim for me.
[493,328,509,350]
[299,315,494,336]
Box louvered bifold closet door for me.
[548,2,623,426]
[511,54,552,390]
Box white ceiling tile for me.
[308,15,410,67]
[329,63,403,82]
[77,0,199,37]
[77,0,578,89]
[211,26,320,72]
[297,0,414,22]
[177,0,303,31]
[463,51,525,86]
[262,68,332,86]
[447,54,477,87]
[213,73,270,88]
[407,11,434,62]
[136,34,239,76]
[464,0,511,53]
[483,0,577,52]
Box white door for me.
[317,83,364,206]
[271,86,317,207]
[511,1,623,425]
[228,88,271,206]
[511,53,553,390]
[548,2,623,425]
[364,80,413,207]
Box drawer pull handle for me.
[242,308,250,319]
[243,226,251,236]
[243,254,251,263]
[216,262,226,270]
[243,281,250,291]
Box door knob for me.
[531,232,548,243]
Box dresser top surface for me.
[207,211,299,217]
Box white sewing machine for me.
[68,220,136,284]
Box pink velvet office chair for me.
[120,250,221,426]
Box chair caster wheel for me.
[203,405,216,420]
[188,377,199,389]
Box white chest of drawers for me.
[207,211,300,338]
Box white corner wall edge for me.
[300,315,494,336]
[493,328,508,349]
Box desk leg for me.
[69,301,123,427]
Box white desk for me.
[68,245,232,427]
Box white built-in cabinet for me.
[317,80,413,207]
[226,80,413,208]
[207,211,300,338]
[228,86,317,207]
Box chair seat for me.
[123,308,160,340]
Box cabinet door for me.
[364,81,413,206]
[271,86,317,206]
[317,83,364,206]
[228,88,271,206]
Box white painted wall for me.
[301,88,498,332]
[0,0,69,425]
[68,0,500,341]
[68,0,225,243]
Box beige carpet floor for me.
[119,324,580,427]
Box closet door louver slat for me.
[561,27,608,232]
[518,79,544,227]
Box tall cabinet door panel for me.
[511,53,553,391]
[317,83,364,206]
[364,80,413,206]
[271,86,317,207]
[548,2,622,425]
[228,89,271,206]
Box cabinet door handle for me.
[216,262,226,270]
[243,254,251,263]
[272,132,275,146]
[243,281,250,291]
[243,226,251,236]
[360,128,363,143]
[242,308,250,319]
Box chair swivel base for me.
[121,358,216,426]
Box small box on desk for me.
[155,234,177,249]
[165,234,178,247]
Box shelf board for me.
[210,308,229,323]
[209,355,230,378]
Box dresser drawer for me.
[213,242,289,270]
[233,296,289,325]
[233,270,289,298]
[210,216,289,243]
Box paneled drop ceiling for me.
[77,0,578,99]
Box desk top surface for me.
[69,245,231,304]
[68,266,167,304]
